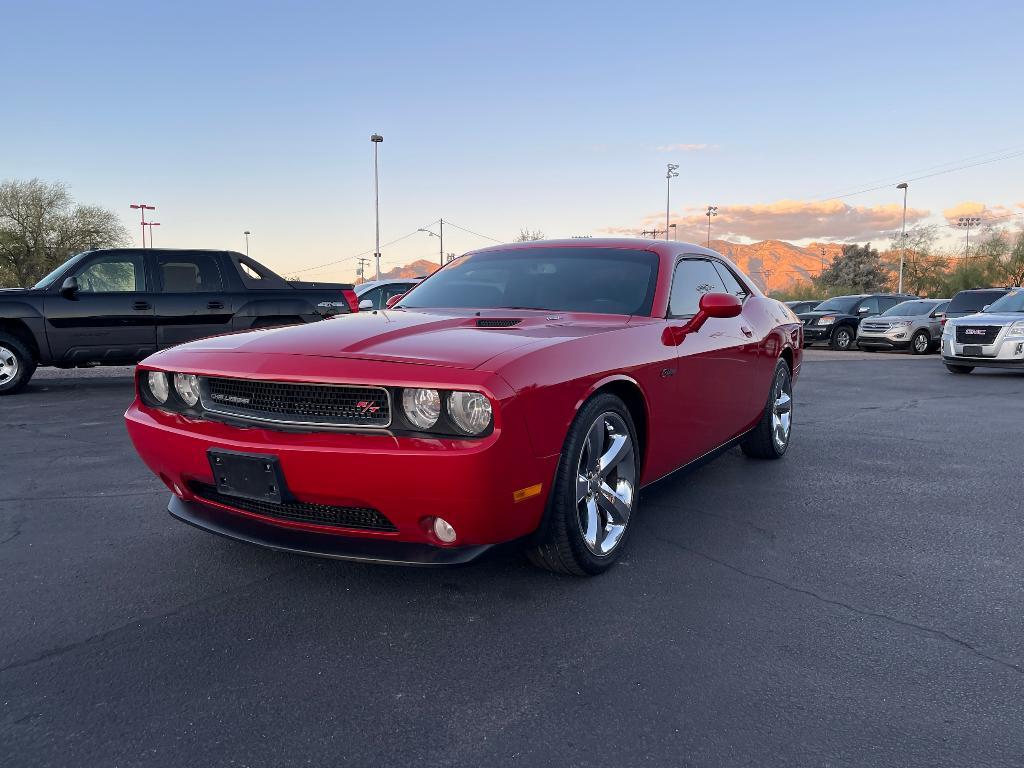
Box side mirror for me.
[358,299,373,311]
[982,304,991,312]
[663,293,742,345]
[60,276,79,299]
[385,294,404,309]
[858,306,871,314]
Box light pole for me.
[957,216,981,258]
[669,223,677,241]
[243,230,251,256]
[665,163,679,240]
[130,203,156,247]
[144,222,160,247]
[418,219,444,266]
[371,133,383,279]
[896,182,909,293]
[705,205,718,247]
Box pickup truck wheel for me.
[830,326,854,351]
[527,393,639,576]
[910,330,930,355]
[0,332,36,395]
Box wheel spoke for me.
[598,434,629,477]
[581,496,601,550]
[584,421,603,469]
[597,480,632,525]
[576,474,589,504]
[774,391,792,414]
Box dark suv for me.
[798,293,915,350]
[944,288,1013,322]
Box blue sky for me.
[3,0,1022,280]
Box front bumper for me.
[942,336,1024,367]
[802,325,832,342]
[125,399,556,553]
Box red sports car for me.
[125,239,801,575]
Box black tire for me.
[910,330,931,355]
[830,326,854,351]
[0,332,37,395]
[945,364,974,374]
[527,393,640,576]
[741,358,793,460]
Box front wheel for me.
[527,393,639,576]
[910,330,931,355]
[0,332,37,395]
[830,326,854,351]
[741,358,793,460]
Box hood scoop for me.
[476,318,522,328]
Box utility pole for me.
[144,221,160,248]
[896,182,908,293]
[355,257,370,283]
[417,219,444,266]
[705,205,718,247]
[957,216,981,258]
[669,224,677,241]
[244,230,251,256]
[130,203,156,247]
[820,245,826,275]
[371,133,383,279]
[640,228,665,239]
[665,164,679,240]
[761,268,773,294]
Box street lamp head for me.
[370,134,383,143]
[244,230,251,235]
[896,182,908,190]
[666,162,679,178]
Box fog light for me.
[433,517,457,543]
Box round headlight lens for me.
[402,388,441,429]
[146,371,169,404]
[174,373,201,407]
[448,391,493,435]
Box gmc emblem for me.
[964,329,986,335]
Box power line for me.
[443,220,503,243]
[290,220,439,275]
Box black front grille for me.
[956,326,1001,344]
[191,482,398,532]
[476,318,521,328]
[202,377,390,428]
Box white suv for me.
[942,288,1024,373]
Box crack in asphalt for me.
[653,533,1024,677]
[0,562,310,676]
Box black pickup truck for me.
[0,248,357,394]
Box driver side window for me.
[75,254,145,293]
[669,259,727,317]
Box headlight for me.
[890,320,911,328]
[942,323,954,338]
[1008,321,1024,337]
[146,371,169,403]
[174,373,201,407]
[448,391,493,435]
[402,388,441,429]
[817,316,836,326]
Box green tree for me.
[0,178,130,288]
[887,225,948,296]
[815,242,890,294]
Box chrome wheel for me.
[771,369,793,452]
[0,344,19,385]
[575,412,635,557]
[913,333,929,353]
[834,329,852,349]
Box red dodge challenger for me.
[125,239,802,575]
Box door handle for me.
[741,326,753,337]
[207,301,225,309]
[133,301,151,311]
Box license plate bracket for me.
[963,345,983,357]
[208,449,287,504]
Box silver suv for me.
[856,298,948,354]
[942,288,1024,373]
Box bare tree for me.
[0,178,130,287]
[514,228,545,242]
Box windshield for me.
[33,253,87,289]
[813,296,859,313]
[397,247,660,315]
[883,300,939,317]
[947,290,1007,314]
[984,289,1024,313]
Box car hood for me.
[798,310,850,320]
[864,315,926,323]
[171,309,631,370]
[947,312,1024,326]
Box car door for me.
[42,250,156,364]
[667,257,758,464]
[153,251,235,348]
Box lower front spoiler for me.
[942,356,1024,370]
[168,495,492,566]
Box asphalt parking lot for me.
[3,353,1024,767]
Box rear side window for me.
[948,290,1007,313]
[157,253,224,292]
[669,259,728,317]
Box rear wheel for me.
[945,364,974,374]
[527,393,639,576]
[741,358,793,460]
[0,332,37,395]
[830,326,854,351]
[911,330,930,355]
